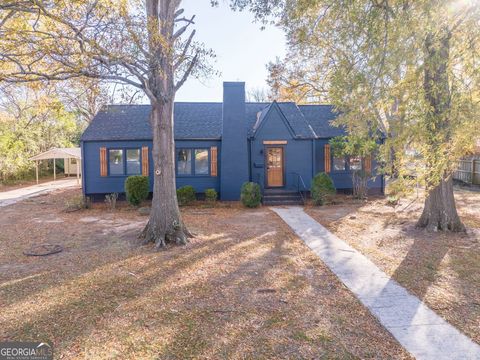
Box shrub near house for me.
[205,188,218,202]
[311,173,336,205]
[125,176,149,206]
[177,185,196,206]
[241,182,261,208]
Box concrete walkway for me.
[272,206,480,360]
[0,178,80,208]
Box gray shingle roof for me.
[81,105,151,141]
[276,102,317,138]
[298,105,345,138]
[81,103,223,141]
[81,102,342,141]
[175,103,222,139]
[246,102,270,136]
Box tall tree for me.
[55,79,142,124]
[0,84,80,181]
[239,0,480,232]
[246,86,270,102]
[0,0,215,247]
[266,56,328,104]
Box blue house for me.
[80,82,384,203]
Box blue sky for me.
[175,1,286,102]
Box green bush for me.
[205,188,218,202]
[125,176,149,206]
[311,172,336,205]
[241,182,262,208]
[177,185,196,206]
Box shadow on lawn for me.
[1,208,281,345]
[1,232,235,348]
[0,206,406,359]
[309,192,480,346]
[308,195,450,302]
[157,233,290,359]
[390,227,450,301]
[339,197,449,302]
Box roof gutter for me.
[81,137,223,142]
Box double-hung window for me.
[126,149,141,175]
[333,156,347,171]
[176,148,210,176]
[194,149,209,175]
[109,149,124,175]
[349,156,362,171]
[332,156,363,171]
[177,149,192,175]
[108,148,142,176]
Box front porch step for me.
[263,198,304,206]
[263,188,299,195]
[263,189,304,206]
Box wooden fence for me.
[454,158,480,185]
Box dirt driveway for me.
[0,188,410,359]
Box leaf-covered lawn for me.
[306,188,480,346]
[0,189,410,359]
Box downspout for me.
[248,138,252,182]
[311,139,316,179]
[80,141,86,195]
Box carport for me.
[30,147,82,185]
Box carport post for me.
[35,161,39,184]
[53,157,56,181]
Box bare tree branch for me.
[175,52,198,91]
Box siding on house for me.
[83,140,152,195]
[80,81,385,199]
[250,103,314,191]
[82,139,221,196]
[314,138,384,193]
[175,140,221,193]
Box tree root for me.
[138,219,192,249]
[416,176,466,233]
[416,216,466,232]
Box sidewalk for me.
[0,178,80,208]
[272,206,480,360]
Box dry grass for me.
[0,188,410,359]
[306,188,480,346]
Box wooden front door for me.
[266,147,284,187]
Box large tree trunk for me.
[417,28,465,232]
[140,0,192,248]
[417,175,464,232]
[389,140,399,178]
[140,101,191,248]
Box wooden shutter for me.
[364,155,372,174]
[141,146,149,176]
[100,147,107,177]
[210,146,218,177]
[324,144,331,173]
